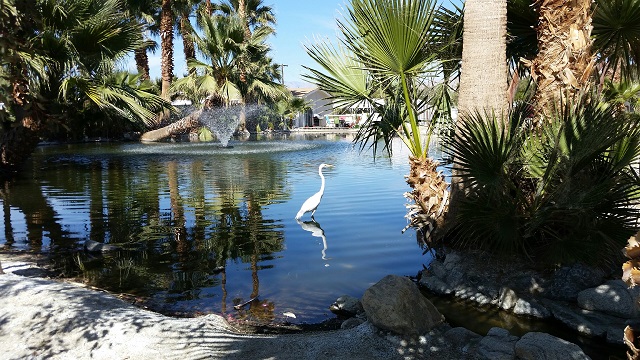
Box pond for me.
[0,133,435,324]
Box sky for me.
[134,1,348,89]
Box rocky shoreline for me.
[417,248,633,354]
[0,252,623,359]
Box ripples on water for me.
[1,135,437,323]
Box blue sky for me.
[132,1,461,89]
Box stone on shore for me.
[329,295,364,318]
[577,280,640,319]
[361,275,444,335]
[515,332,591,360]
[476,327,518,360]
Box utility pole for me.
[280,64,288,85]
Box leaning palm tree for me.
[305,0,451,241]
[141,11,285,141]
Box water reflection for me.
[297,219,330,262]
[0,138,430,323]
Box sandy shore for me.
[0,255,468,360]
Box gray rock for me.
[340,317,365,330]
[330,295,364,317]
[544,300,606,337]
[361,275,444,335]
[419,273,453,295]
[443,327,482,353]
[512,298,551,319]
[577,280,640,319]
[515,332,591,360]
[476,327,518,360]
[499,287,519,311]
[547,264,605,301]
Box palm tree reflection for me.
[296,219,330,261]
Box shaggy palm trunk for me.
[623,231,640,359]
[160,0,174,101]
[527,0,594,120]
[405,156,449,243]
[140,110,202,142]
[180,15,196,75]
[134,47,150,80]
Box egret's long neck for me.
[319,168,326,195]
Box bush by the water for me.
[446,96,640,267]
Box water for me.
[0,134,431,324]
[198,104,264,147]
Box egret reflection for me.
[297,219,330,261]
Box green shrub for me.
[447,97,640,267]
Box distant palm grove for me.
[0,0,293,174]
[1,0,640,269]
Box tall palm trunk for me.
[457,0,509,117]
[160,0,174,101]
[527,0,594,119]
[448,0,508,234]
[179,15,196,75]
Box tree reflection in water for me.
[0,148,289,323]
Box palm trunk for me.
[160,0,174,100]
[527,0,594,120]
[140,110,202,142]
[179,15,196,75]
[405,156,449,243]
[1,76,43,174]
[134,47,150,81]
[457,0,509,118]
[448,0,508,236]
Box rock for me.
[340,317,365,330]
[476,327,518,360]
[547,264,605,301]
[577,280,640,319]
[84,239,122,253]
[361,275,444,335]
[512,298,551,319]
[544,300,607,337]
[419,274,453,295]
[515,332,590,360]
[330,295,364,317]
[443,327,482,353]
[499,287,519,311]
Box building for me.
[290,87,334,128]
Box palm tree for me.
[305,0,450,240]
[0,0,171,173]
[525,0,594,119]
[140,10,285,141]
[174,0,199,75]
[159,0,174,100]
[126,0,160,81]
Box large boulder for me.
[515,332,590,360]
[577,280,640,319]
[361,275,444,335]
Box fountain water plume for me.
[198,104,264,147]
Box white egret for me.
[295,163,333,220]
